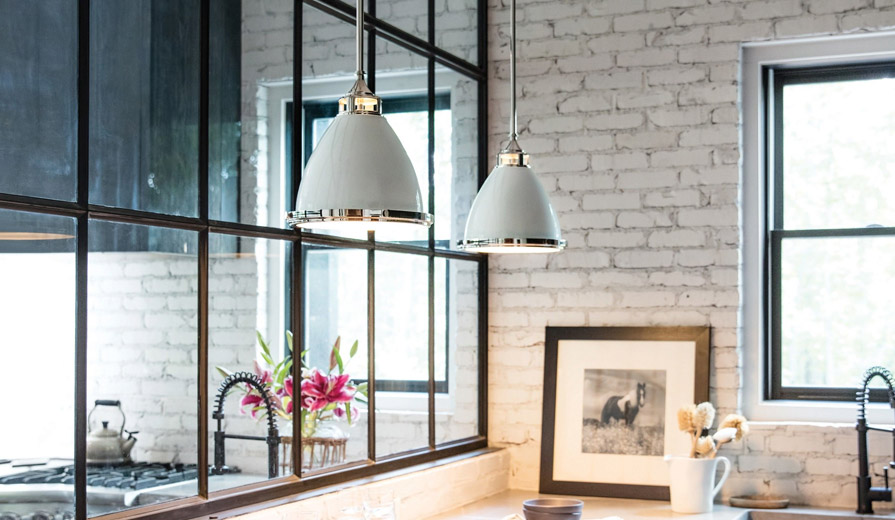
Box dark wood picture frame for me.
[539,326,711,500]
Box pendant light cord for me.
[509,0,517,141]
[356,0,365,80]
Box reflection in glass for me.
[376,0,427,42]
[782,78,895,230]
[0,210,76,519]
[434,67,478,251]
[374,39,429,244]
[208,234,293,487]
[89,0,200,216]
[0,1,77,201]
[209,0,295,227]
[375,251,429,456]
[435,258,479,444]
[781,236,895,388]
[87,221,198,516]
[302,244,370,471]
[300,4,371,240]
[435,0,478,64]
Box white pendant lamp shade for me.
[461,163,564,253]
[286,0,432,231]
[458,0,564,253]
[290,111,430,230]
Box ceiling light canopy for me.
[458,0,564,254]
[287,0,432,231]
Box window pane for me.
[302,244,370,471]
[90,0,200,217]
[0,1,77,201]
[300,4,370,241]
[435,0,478,65]
[436,258,480,444]
[780,236,895,388]
[435,67,478,251]
[87,221,198,516]
[209,0,294,227]
[0,210,76,519]
[375,251,429,456]
[208,235,292,488]
[374,39,429,245]
[782,77,895,230]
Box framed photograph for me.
[539,326,710,500]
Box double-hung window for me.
[762,61,895,402]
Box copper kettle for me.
[86,400,137,465]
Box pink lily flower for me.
[301,369,356,411]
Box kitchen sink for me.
[748,509,880,520]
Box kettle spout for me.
[122,433,137,458]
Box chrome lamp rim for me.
[457,237,567,250]
[286,208,434,228]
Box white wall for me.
[485,0,895,508]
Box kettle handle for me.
[88,400,126,435]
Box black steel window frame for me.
[764,61,895,402]
[0,1,488,520]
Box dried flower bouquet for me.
[677,402,748,458]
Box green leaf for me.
[334,347,344,374]
[349,340,359,358]
[286,330,294,352]
[345,403,353,425]
[215,366,232,379]
[257,331,273,358]
[355,382,368,397]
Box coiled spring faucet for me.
[856,366,895,514]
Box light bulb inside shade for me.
[465,245,564,254]
[292,219,426,234]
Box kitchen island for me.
[425,490,873,520]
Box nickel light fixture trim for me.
[457,0,565,253]
[287,0,433,231]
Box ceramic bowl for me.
[521,510,582,520]
[522,499,584,515]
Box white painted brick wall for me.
[486,0,895,508]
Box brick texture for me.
[485,0,895,507]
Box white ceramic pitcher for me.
[665,455,731,514]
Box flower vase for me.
[302,422,348,470]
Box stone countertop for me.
[424,490,882,520]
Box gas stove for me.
[0,462,201,491]
[0,461,207,520]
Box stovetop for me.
[0,463,202,492]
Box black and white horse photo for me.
[600,381,647,426]
[581,369,666,456]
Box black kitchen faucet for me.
[856,366,895,514]
[211,372,281,479]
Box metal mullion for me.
[75,0,90,517]
[302,0,484,81]
[768,230,783,400]
[0,194,83,216]
[300,232,373,250]
[427,254,436,449]
[293,0,304,478]
[777,227,895,239]
[367,232,376,462]
[426,0,436,449]
[477,257,488,438]
[431,247,483,261]
[87,206,205,231]
[196,0,210,498]
[209,220,296,240]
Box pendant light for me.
[287,0,432,231]
[458,0,564,253]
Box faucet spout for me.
[212,371,281,479]
[856,366,895,514]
